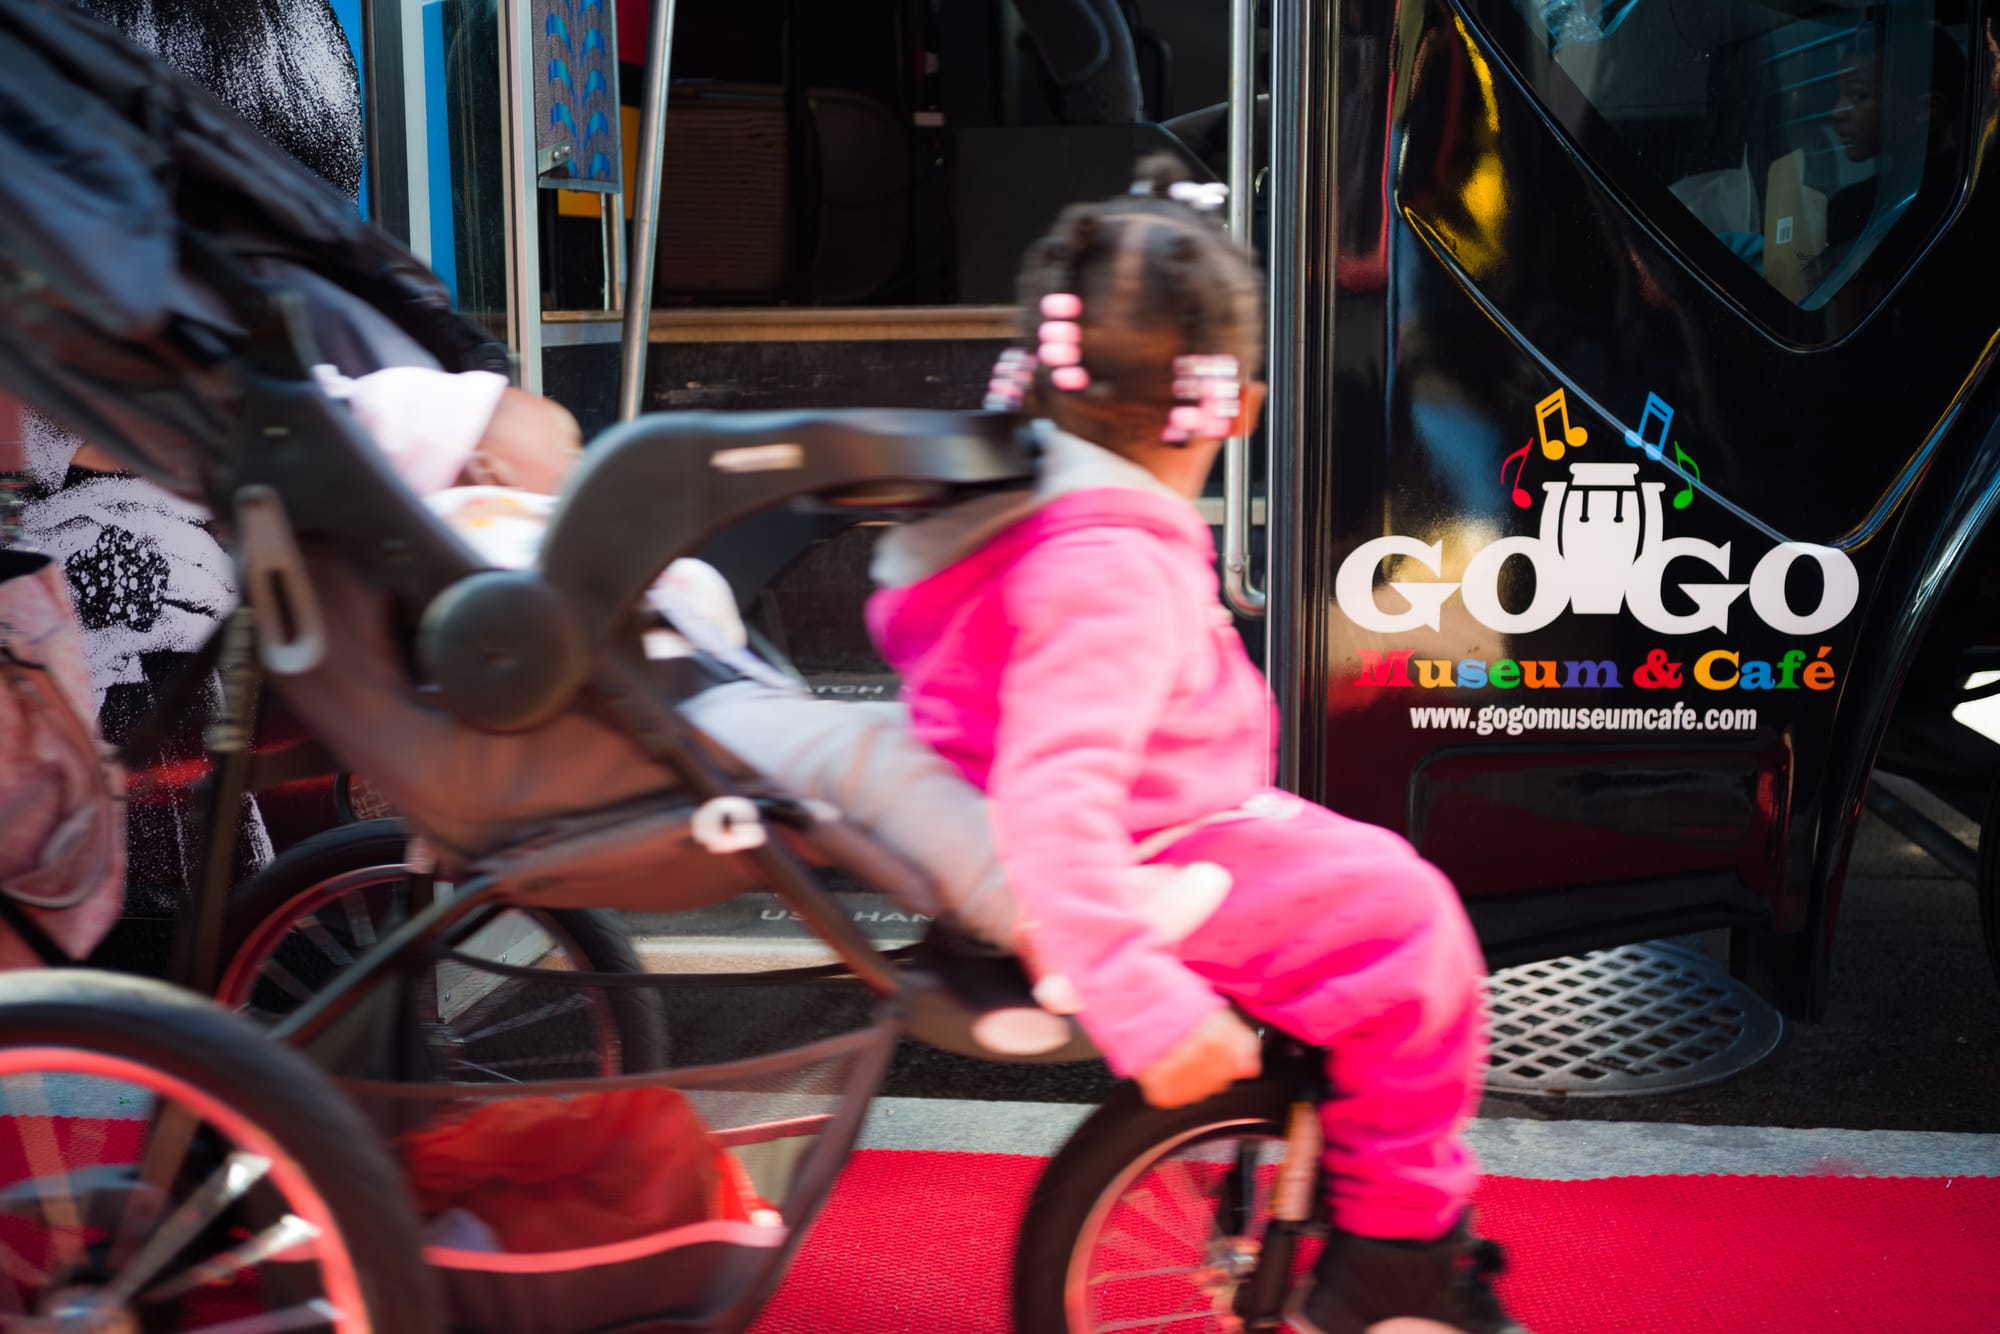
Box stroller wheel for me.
[216,821,670,1078]
[0,969,442,1334]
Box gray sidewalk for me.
[855,1097,2000,1178]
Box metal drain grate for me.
[1484,941,1783,1096]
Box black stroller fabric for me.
[0,0,509,508]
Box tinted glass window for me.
[1492,2,1969,326]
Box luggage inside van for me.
[651,82,908,305]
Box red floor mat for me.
[751,1149,2000,1334]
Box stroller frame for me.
[203,301,1068,1056]
[67,297,1153,1332]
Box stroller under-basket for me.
[0,3,1338,1331]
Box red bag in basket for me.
[398,1086,768,1252]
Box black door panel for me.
[1290,0,2000,985]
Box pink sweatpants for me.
[1153,795,1488,1242]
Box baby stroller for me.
[0,2,1339,1330]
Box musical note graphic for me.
[1624,391,1674,461]
[1502,439,1535,509]
[1534,388,1589,460]
[1671,442,1700,511]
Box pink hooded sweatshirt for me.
[867,427,1274,1075]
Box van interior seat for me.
[1010,0,1145,125]
[641,0,1237,307]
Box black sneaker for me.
[1286,1213,1529,1334]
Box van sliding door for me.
[1290,0,1983,976]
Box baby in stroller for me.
[308,354,1229,1023]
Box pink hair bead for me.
[1051,366,1090,391]
[982,347,1040,412]
[1038,320,1080,345]
[1040,342,1081,367]
[1168,406,1206,433]
[1040,292,1083,319]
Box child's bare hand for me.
[1135,1009,1261,1108]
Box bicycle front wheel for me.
[1013,1079,1317,1334]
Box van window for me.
[1480,1,1969,332]
[545,0,1263,313]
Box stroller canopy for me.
[0,0,508,507]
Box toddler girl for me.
[866,158,1526,1334]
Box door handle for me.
[619,0,682,422]
[1222,0,1266,617]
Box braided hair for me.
[1014,154,1264,450]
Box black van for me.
[417,0,2000,1022]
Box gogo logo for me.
[1336,462,1859,637]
